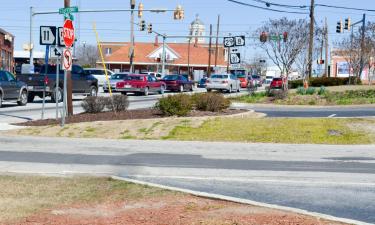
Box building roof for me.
[101,42,227,67]
[191,15,204,26]
[14,50,45,59]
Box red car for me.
[270,77,283,89]
[161,75,194,92]
[116,74,166,96]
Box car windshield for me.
[111,74,127,80]
[125,76,144,81]
[211,75,228,79]
[266,76,273,79]
[252,75,260,79]
[273,78,282,81]
[163,75,180,80]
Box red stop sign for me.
[63,19,75,48]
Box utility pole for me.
[65,0,73,116]
[187,37,191,79]
[214,15,220,68]
[130,0,135,73]
[324,17,329,77]
[207,24,213,77]
[29,7,33,67]
[359,13,366,79]
[307,0,315,80]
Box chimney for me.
[154,35,159,46]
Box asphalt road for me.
[0,136,374,224]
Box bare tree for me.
[75,43,99,67]
[256,17,309,78]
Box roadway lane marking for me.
[328,114,337,118]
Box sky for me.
[1,0,374,62]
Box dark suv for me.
[0,70,28,107]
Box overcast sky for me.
[1,0,374,61]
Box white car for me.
[141,72,163,80]
[84,68,115,86]
[206,74,241,93]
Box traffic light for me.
[336,20,343,33]
[138,3,144,18]
[283,32,288,42]
[147,23,152,34]
[174,5,184,20]
[140,20,146,31]
[130,0,135,9]
[345,18,351,31]
[317,59,325,65]
[260,32,268,43]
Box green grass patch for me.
[166,118,374,145]
[0,176,179,223]
[230,92,268,103]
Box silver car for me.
[206,74,241,93]
[84,68,115,86]
[103,73,128,93]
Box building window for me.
[105,48,112,55]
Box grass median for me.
[165,118,375,144]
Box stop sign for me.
[63,19,74,48]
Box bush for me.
[81,96,106,113]
[318,86,327,95]
[268,89,288,99]
[105,95,129,112]
[296,86,305,95]
[194,93,230,112]
[154,94,192,116]
[306,87,316,95]
[289,80,304,89]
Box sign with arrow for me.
[50,46,62,58]
[63,48,72,71]
[40,26,56,45]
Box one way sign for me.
[40,26,57,45]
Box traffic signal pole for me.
[65,0,73,116]
[130,0,135,73]
[359,14,366,80]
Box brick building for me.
[99,41,228,80]
[0,28,14,72]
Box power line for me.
[315,4,375,12]
[227,0,308,14]
[247,0,308,10]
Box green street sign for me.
[59,6,79,15]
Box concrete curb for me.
[231,102,375,109]
[112,175,372,225]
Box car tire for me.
[237,87,240,92]
[159,85,165,94]
[228,86,232,93]
[0,92,2,108]
[89,86,98,97]
[17,90,28,106]
[103,89,109,93]
[27,93,35,103]
[144,87,149,96]
[51,87,63,103]
[207,89,212,92]
[179,85,184,92]
[121,92,128,96]
[189,85,193,92]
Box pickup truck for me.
[17,64,98,103]
[0,70,28,107]
[116,74,166,96]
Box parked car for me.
[197,78,207,88]
[84,68,114,86]
[17,64,98,103]
[265,76,274,85]
[206,74,241,93]
[141,72,163,80]
[270,77,283,89]
[103,73,129,93]
[230,69,248,88]
[116,74,166,96]
[161,74,194,92]
[0,70,28,107]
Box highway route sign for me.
[235,36,245,46]
[40,26,56,45]
[223,37,235,48]
[230,53,241,64]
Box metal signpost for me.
[39,26,57,119]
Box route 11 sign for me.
[40,26,56,45]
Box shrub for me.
[268,89,288,99]
[318,86,327,95]
[306,87,316,95]
[154,94,192,116]
[194,93,230,112]
[296,86,305,95]
[105,95,129,112]
[289,80,304,89]
[81,96,106,113]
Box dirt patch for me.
[16,108,247,127]
[13,195,346,225]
